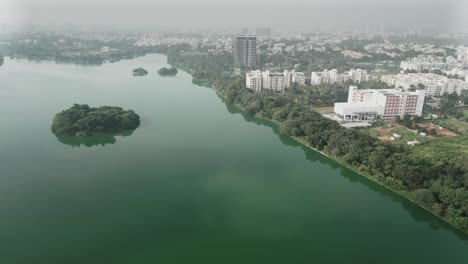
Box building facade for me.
[400,55,458,72]
[246,70,306,92]
[234,35,257,68]
[246,70,263,92]
[284,70,306,87]
[262,71,286,92]
[334,86,425,122]
[381,73,468,96]
[310,69,369,85]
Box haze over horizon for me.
[0,0,467,32]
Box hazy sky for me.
[1,0,467,32]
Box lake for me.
[0,54,467,263]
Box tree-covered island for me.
[51,104,140,136]
[158,67,178,76]
[133,67,148,76]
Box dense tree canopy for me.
[133,67,148,76]
[51,104,140,136]
[158,67,178,76]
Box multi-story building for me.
[348,69,370,83]
[246,70,305,92]
[234,35,257,69]
[457,46,468,61]
[284,70,306,87]
[400,55,458,72]
[310,69,368,85]
[246,70,263,92]
[334,86,425,122]
[457,46,468,68]
[262,71,286,92]
[381,73,468,96]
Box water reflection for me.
[55,130,135,148]
[220,96,468,240]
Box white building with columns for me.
[334,86,426,122]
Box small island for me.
[51,104,140,137]
[158,67,178,76]
[133,67,148,76]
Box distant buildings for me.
[381,73,468,96]
[234,35,257,69]
[246,70,306,92]
[256,28,272,37]
[400,55,458,72]
[457,46,468,68]
[311,69,370,85]
[135,34,199,48]
[334,86,425,122]
[341,50,369,59]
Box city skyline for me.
[1,0,467,32]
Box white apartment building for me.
[381,73,468,96]
[311,69,337,85]
[457,46,468,68]
[311,69,369,85]
[348,69,370,83]
[246,70,305,92]
[400,55,458,72]
[284,70,306,87]
[262,71,286,92]
[246,70,263,92]
[334,86,425,122]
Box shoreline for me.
[206,83,468,236]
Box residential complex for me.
[246,70,306,92]
[334,86,425,122]
[381,73,468,96]
[284,70,306,87]
[311,69,370,85]
[400,55,458,72]
[457,46,468,68]
[246,70,263,92]
[234,35,257,68]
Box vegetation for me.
[0,56,3,66]
[158,67,178,76]
[51,104,140,136]
[133,67,148,76]
[167,51,468,233]
[55,130,135,147]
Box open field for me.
[432,118,468,134]
[361,119,468,158]
[365,124,434,145]
[418,123,458,137]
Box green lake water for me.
[0,54,467,263]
